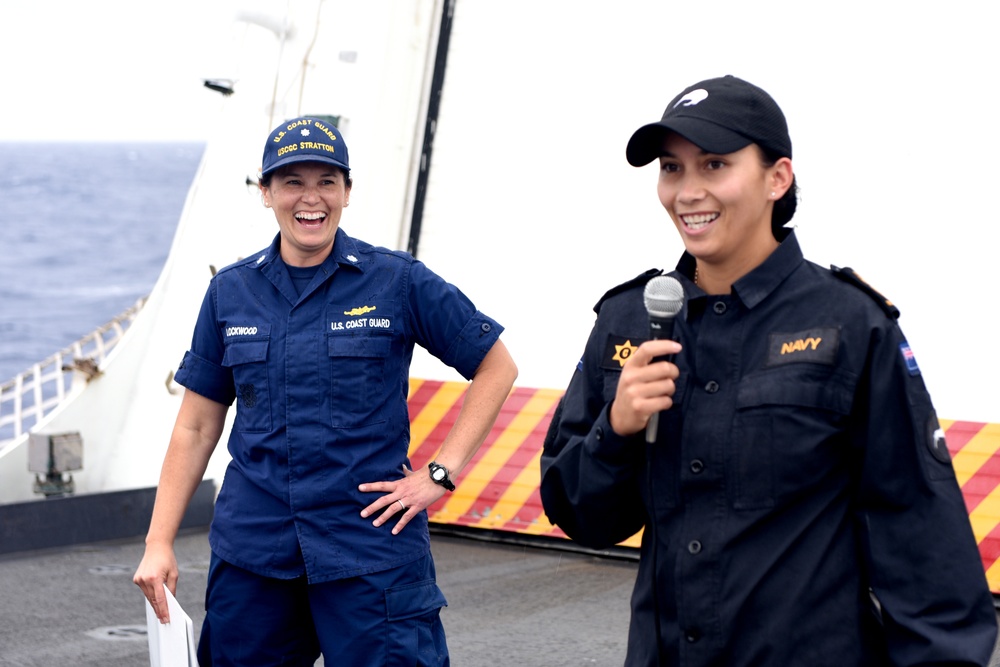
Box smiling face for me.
[260,161,351,267]
[657,133,792,284]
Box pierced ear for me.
[769,157,794,198]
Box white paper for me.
[145,583,199,667]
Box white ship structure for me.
[1,0,998,588]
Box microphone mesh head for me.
[643,276,685,317]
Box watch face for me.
[432,468,445,481]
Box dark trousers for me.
[197,552,450,666]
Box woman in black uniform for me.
[540,75,996,666]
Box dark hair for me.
[259,163,353,190]
[760,147,797,238]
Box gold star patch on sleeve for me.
[601,336,641,371]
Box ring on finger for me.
[397,499,406,511]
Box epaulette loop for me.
[594,268,662,314]
[830,265,900,320]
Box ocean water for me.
[0,142,205,382]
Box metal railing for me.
[0,298,147,448]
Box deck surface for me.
[0,529,636,666]
[2,528,999,666]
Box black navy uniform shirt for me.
[540,230,996,666]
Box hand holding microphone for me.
[608,276,685,439]
[643,276,684,444]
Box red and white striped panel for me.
[409,379,1000,589]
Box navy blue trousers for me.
[197,552,449,666]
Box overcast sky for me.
[2,0,998,421]
[0,1,241,142]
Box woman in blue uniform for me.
[134,116,517,666]
[539,76,996,666]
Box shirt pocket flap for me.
[327,335,391,359]
[384,580,448,621]
[736,368,855,415]
[222,340,269,367]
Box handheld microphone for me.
[642,276,685,444]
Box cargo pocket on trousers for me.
[384,579,448,666]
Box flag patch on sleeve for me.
[899,342,920,376]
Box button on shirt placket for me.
[675,296,739,664]
[284,272,330,536]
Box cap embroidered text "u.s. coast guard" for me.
[261,116,350,177]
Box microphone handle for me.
[645,314,676,445]
[646,412,659,444]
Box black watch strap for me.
[428,461,456,492]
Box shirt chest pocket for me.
[222,339,273,433]
[729,367,856,510]
[328,335,392,428]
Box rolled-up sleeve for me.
[407,260,502,380]
[174,282,235,406]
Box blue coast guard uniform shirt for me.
[174,228,502,584]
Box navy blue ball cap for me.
[626,75,791,167]
[261,116,350,177]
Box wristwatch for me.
[428,461,456,492]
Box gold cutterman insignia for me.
[612,340,638,368]
[344,305,377,316]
